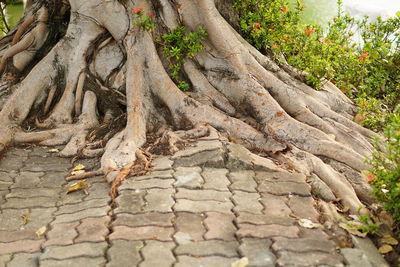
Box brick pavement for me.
[0,141,388,266]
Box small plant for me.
[368,113,400,223]
[161,26,207,90]
[132,8,155,32]
[177,81,190,91]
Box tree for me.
[0,0,377,213]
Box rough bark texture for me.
[0,0,377,214]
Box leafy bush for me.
[368,114,400,222]
[161,26,207,90]
[234,0,399,131]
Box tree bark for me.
[0,0,377,214]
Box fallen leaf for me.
[71,170,85,176]
[67,181,87,194]
[339,222,367,238]
[378,244,393,254]
[231,257,249,267]
[298,219,321,229]
[21,214,30,225]
[48,148,59,153]
[35,226,47,237]
[72,164,85,171]
[380,235,398,246]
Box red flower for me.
[366,173,376,183]
[146,12,154,18]
[280,6,288,13]
[304,28,315,35]
[358,51,369,61]
[253,22,261,30]
[133,7,143,14]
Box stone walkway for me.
[0,139,388,266]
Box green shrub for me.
[161,26,207,90]
[234,0,400,131]
[368,114,400,223]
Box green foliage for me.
[0,0,19,34]
[132,9,155,32]
[368,114,400,223]
[177,81,190,91]
[234,0,399,131]
[161,26,207,90]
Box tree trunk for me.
[0,0,377,214]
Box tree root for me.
[0,0,380,217]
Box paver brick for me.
[135,170,173,180]
[260,193,291,216]
[202,168,230,191]
[175,199,233,213]
[55,198,109,215]
[175,240,239,257]
[2,197,57,209]
[176,188,231,202]
[51,206,110,225]
[236,212,295,226]
[40,257,106,267]
[40,242,108,260]
[6,188,60,199]
[107,240,143,267]
[172,141,222,159]
[174,168,204,189]
[0,240,43,255]
[288,196,320,222]
[258,181,311,196]
[276,251,344,267]
[84,182,110,200]
[110,226,174,241]
[255,171,306,183]
[75,216,110,243]
[229,171,257,192]
[113,212,174,227]
[25,208,57,230]
[144,188,174,212]
[43,222,79,247]
[140,241,175,267]
[173,148,225,168]
[204,212,236,241]
[272,237,335,253]
[232,191,263,214]
[175,256,238,267]
[236,224,299,239]
[10,172,45,189]
[35,172,67,188]
[7,253,40,267]
[0,156,25,171]
[151,157,173,171]
[0,229,38,243]
[239,238,276,267]
[341,248,373,267]
[114,191,145,214]
[175,212,205,241]
[119,178,174,190]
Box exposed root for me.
[65,169,104,182]
[0,0,380,219]
[110,149,152,201]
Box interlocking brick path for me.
[0,141,388,266]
